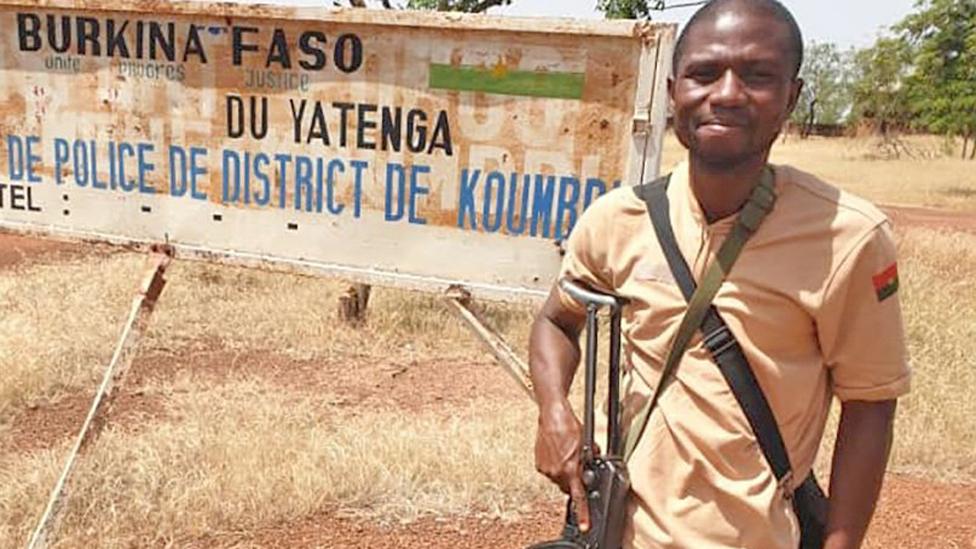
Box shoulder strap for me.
[634,170,795,489]
[622,171,776,462]
[622,177,693,460]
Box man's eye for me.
[744,71,776,84]
[688,69,719,82]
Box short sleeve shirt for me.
[557,162,911,549]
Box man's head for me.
[672,0,804,79]
[668,0,804,168]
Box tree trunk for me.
[338,284,372,325]
[802,99,817,139]
[961,133,969,160]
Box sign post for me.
[26,246,171,549]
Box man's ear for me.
[667,76,676,107]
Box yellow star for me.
[490,59,509,79]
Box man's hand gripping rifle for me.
[529,279,631,549]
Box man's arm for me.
[529,286,592,531]
[823,399,897,549]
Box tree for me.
[335,0,512,11]
[896,0,976,159]
[849,36,913,137]
[791,42,854,136]
[407,0,512,10]
[596,0,659,19]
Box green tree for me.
[406,0,511,10]
[791,41,855,135]
[596,0,658,19]
[339,0,512,10]
[849,36,913,136]
[896,0,976,158]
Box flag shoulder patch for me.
[872,263,899,302]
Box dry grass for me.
[660,133,976,211]
[145,260,532,361]
[0,253,540,546]
[0,379,546,547]
[888,228,976,481]
[0,257,533,418]
[0,254,145,415]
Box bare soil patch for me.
[866,474,976,548]
[4,391,168,456]
[0,232,85,270]
[883,205,976,233]
[180,504,561,548]
[130,347,520,413]
[2,345,517,456]
[174,475,975,548]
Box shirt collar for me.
[669,160,738,233]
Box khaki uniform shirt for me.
[557,162,911,548]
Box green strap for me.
[622,168,776,462]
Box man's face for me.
[668,10,802,167]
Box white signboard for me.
[0,0,675,301]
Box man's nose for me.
[711,69,747,106]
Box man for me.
[529,1,911,548]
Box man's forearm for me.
[528,288,586,408]
[823,399,897,549]
[529,313,581,409]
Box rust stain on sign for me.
[0,0,675,301]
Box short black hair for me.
[671,0,804,78]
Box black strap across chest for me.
[632,176,795,488]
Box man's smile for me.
[696,118,749,138]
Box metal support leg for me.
[444,287,534,400]
[26,245,173,549]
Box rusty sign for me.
[0,0,675,301]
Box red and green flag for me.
[872,263,899,302]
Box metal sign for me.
[0,0,675,301]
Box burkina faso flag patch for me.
[872,263,899,302]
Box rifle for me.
[528,279,630,549]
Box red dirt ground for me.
[882,205,976,234]
[3,210,976,547]
[0,231,83,269]
[203,474,976,548]
[4,347,519,457]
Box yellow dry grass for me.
[660,133,976,211]
[1,135,974,546]
[0,255,145,415]
[0,256,539,546]
[145,259,532,361]
[0,380,546,547]
[888,228,976,480]
[0,256,533,417]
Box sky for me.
[492,0,917,48]
[225,0,920,49]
